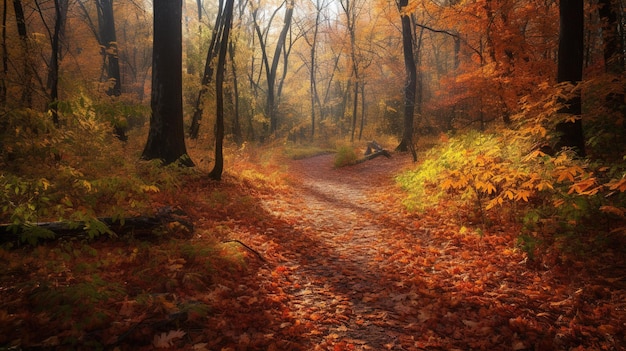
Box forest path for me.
[254,153,427,350]
[213,150,621,351]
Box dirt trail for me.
[256,153,424,350]
[219,152,624,351]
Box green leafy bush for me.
[334,145,358,168]
[0,99,163,245]
[397,130,626,259]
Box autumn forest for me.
[1,0,626,349]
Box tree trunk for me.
[47,0,68,126]
[142,0,194,166]
[321,49,342,122]
[598,0,624,117]
[555,0,585,156]
[96,0,121,97]
[358,83,365,140]
[209,0,234,181]
[267,0,294,134]
[1,0,7,105]
[598,0,623,74]
[13,0,33,106]
[229,40,242,145]
[309,1,323,140]
[340,0,361,142]
[350,81,359,142]
[189,0,224,139]
[396,0,418,162]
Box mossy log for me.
[0,207,193,245]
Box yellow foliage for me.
[140,185,161,193]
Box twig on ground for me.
[223,239,267,262]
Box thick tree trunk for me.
[555,0,585,156]
[396,0,418,162]
[142,0,194,166]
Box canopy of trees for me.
[1,0,618,147]
[0,0,621,152]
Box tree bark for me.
[13,0,33,106]
[47,0,69,126]
[229,40,243,145]
[598,0,623,74]
[340,0,361,142]
[1,0,7,105]
[350,81,359,142]
[555,0,585,156]
[209,0,234,181]
[308,0,325,139]
[395,0,418,162]
[358,83,365,140]
[598,0,624,118]
[142,0,194,166]
[267,0,294,134]
[189,0,224,139]
[96,0,122,97]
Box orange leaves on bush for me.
[553,164,585,183]
[600,205,626,218]
[607,176,626,192]
[567,177,601,196]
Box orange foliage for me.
[5,152,624,350]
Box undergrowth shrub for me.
[334,145,358,167]
[397,129,626,260]
[0,97,170,245]
[29,274,126,331]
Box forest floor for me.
[2,152,626,350]
[188,153,626,350]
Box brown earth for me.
[201,153,626,350]
[3,152,625,350]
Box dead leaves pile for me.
[1,153,625,350]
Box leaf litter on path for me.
[230,153,626,350]
[3,152,625,350]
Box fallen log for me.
[356,149,392,163]
[356,140,392,163]
[0,207,193,245]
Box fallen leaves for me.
[153,330,186,348]
[1,153,625,350]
